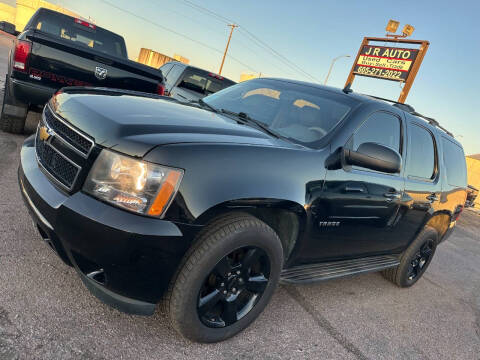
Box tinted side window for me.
[407,124,436,179]
[159,63,173,78]
[442,137,467,187]
[165,65,185,89]
[352,112,401,152]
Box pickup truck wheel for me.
[0,75,28,134]
[164,213,283,343]
[382,226,438,287]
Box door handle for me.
[383,192,402,200]
[426,193,439,202]
[344,185,365,193]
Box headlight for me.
[83,149,183,217]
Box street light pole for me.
[219,24,238,75]
[324,55,351,85]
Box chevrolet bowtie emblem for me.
[39,125,53,141]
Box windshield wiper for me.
[190,98,219,113]
[220,109,280,139]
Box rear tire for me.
[1,75,27,134]
[382,225,438,287]
[164,213,283,343]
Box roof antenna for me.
[343,82,353,94]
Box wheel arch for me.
[423,210,453,243]
[195,198,307,262]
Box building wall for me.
[15,0,81,31]
[0,2,16,24]
[173,54,189,64]
[466,156,480,207]
[0,0,81,32]
[137,48,176,69]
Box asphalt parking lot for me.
[0,33,479,360]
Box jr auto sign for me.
[353,45,419,82]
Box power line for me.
[122,0,275,75]
[155,3,227,41]
[228,37,300,77]
[179,0,234,24]
[97,0,259,73]
[178,0,320,82]
[238,28,320,82]
[97,0,317,80]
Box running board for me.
[280,255,400,284]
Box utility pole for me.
[219,24,238,75]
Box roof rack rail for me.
[409,111,454,137]
[362,94,416,113]
[362,94,454,137]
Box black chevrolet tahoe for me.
[18,78,468,343]
[1,8,165,134]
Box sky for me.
[18,0,480,154]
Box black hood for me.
[50,90,295,157]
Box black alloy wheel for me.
[197,246,271,328]
[407,239,434,281]
[382,225,438,287]
[165,213,283,342]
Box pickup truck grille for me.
[35,105,94,191]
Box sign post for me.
[345,37,429,103]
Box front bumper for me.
[18,137,197,315]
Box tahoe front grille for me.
[36,136,80,187]
[43,105,93,156]
[35,104,94,191]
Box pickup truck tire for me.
[382,226,438,287]
[164,213,283,343]
[0,75,28,134]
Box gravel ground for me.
[0,33,479,360]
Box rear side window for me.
[442,137,467,187]
[407,124,436,179]
[352,112,401,152]
[32,11,127,58]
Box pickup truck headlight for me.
[83,149,183,217]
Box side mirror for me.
[326,143,401,173]
[348,143,401,173]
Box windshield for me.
[203,79,356,147]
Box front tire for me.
[164,213,283,343]
[383,226,438,287]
